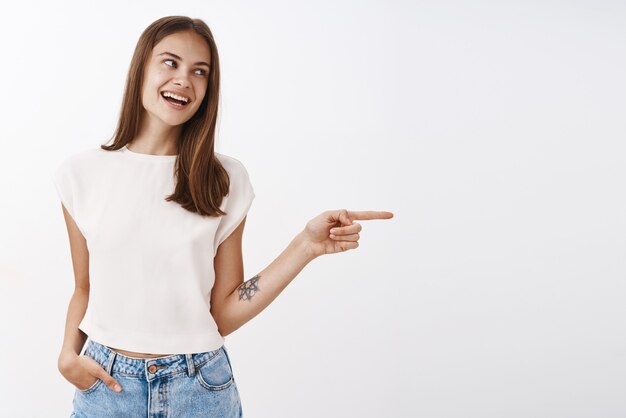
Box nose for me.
[172,71,191,89]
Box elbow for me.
[212,310,232,337]
[217,321,235,338]
[215,314,241,337]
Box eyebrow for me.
[158,52,210,68]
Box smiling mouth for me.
[160,92,190,108]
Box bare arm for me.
[57,204,91,372]
[210,209,393,337]
[60,290,89,357]
[212,229,315,337]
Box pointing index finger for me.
[348,211,394,221]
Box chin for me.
[159,114,191,126]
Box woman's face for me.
[141,31,212,127]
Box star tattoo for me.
[238,274,261,302]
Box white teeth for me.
[162,91,189,103]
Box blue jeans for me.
[70,338,243,417]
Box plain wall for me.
[0,0,624,417]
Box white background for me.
[1,0,625,417]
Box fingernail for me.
[114,384,122,392]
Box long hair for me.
[101,15,229,217]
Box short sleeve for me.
[214,158,255,249]
[51,157,84,234]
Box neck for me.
[131,113,181,155]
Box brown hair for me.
[101,15,229,217]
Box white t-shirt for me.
[51,144,255,354]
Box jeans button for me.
[148,364,157,373]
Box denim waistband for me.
[83,339,224,381]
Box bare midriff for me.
[106,345,173,359]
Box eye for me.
[164,59,206,77]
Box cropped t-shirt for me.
[51,144,255,354]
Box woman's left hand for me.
[301,209,394,258]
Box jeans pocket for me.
[77,347,104,394]
[195,347,234,391]
[78,375,102,394]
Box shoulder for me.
[214,152,255,198]
[54,147,108,173]
[215,152,252,179]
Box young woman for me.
[54,15,393,417]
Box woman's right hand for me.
[58,352,122,393]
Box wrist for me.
[293,230,318,263]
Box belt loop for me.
[105,348,117,375]
[221,345,234,375]
[185,354,195,377]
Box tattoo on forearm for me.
[238,274,261,302]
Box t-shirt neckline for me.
[121,144,178,161]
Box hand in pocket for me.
[63,353,123,393]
